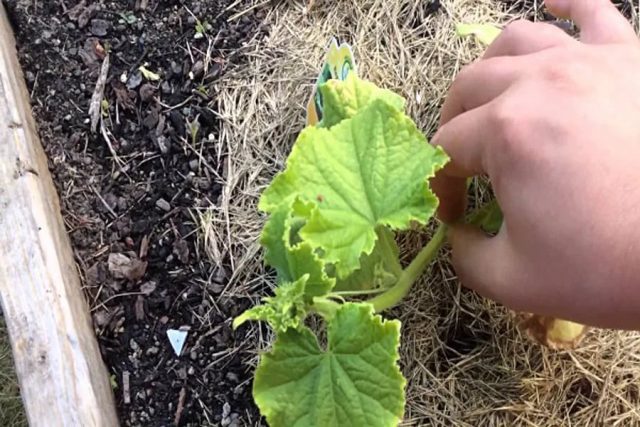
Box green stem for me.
[368,223,448,312]
[329,288,389,297]
[311,297,341,320]
[376,228,403,277]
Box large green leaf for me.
[254,303,405,427]
[260,99,449,278]
[233,276,308,333]
[319,73,405,128]
[261,199,335,299]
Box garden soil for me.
[6,0,266,425]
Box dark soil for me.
[5,0,267,425]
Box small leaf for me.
[335,228,400,291]
[253,303,405,427]
[319,73,405,128]
[233,276,308,332]
[261,199,335,299]
[138,65,161,81]
[261,98,449,278]
[456,23,502,45]
[468,198,503,234]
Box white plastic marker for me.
[167,329,188,356]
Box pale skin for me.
[432,0,640,329]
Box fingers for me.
[484,20,574,59]
[433,106,494,177]
[431,105,495,221]
[431,175,467,222]
[545,0,637,44]
[439,56,525,126]
[448,224,519,307]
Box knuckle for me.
[502,19,532,37]
[489,97,526,147]
[537,47,589,91]
[487,94,540,168]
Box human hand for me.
[432,0,640,329]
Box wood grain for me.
[0,5,119,426]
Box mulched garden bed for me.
[4,0,637,426]
[5,0,266,425]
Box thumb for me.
[449,224,517,306]
[545,0,637,44]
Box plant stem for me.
[376,228,403,277]
[368,223,448,312]
[311,297,341,320]
[330,288,389,297]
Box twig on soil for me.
[89,54,110,133]
[228,0,270,22]
[122,371,131,404]
[99,122,127,171]
[90,291,146,312]
[157,95,194,113]
[174,387,187,426]
[91,186,118,219]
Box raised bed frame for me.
[0,5,118,426]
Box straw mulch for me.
[202,1,640,425]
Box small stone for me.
[90,19,109,36]
[157,136,170,154]
[127,72,143,90]
[155,198,171,212]
[189,159,199,171]
[225,372,239,383]
[139,83,156,102]
[140,281,157,295]
[191,60,204,78]
[161,81,172,94]
[190,350,198,361]
[176,367,187,380]
[222,402,231,418]
[188,366,195,375]
[173,239,189,263]
[146,346,159,356]
[130,339,140,351]
[170,61,182,76]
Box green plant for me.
[236,29,586,424]
[235,73,459,426]
[194,19,212,39]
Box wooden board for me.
[0,5,119,426]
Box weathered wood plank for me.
[0,5,119,426]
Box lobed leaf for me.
[261,199,335,299]
[260,98,449,278]
[319,73,405,128]
[253,303,405,427]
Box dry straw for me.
[202,0,640,425]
